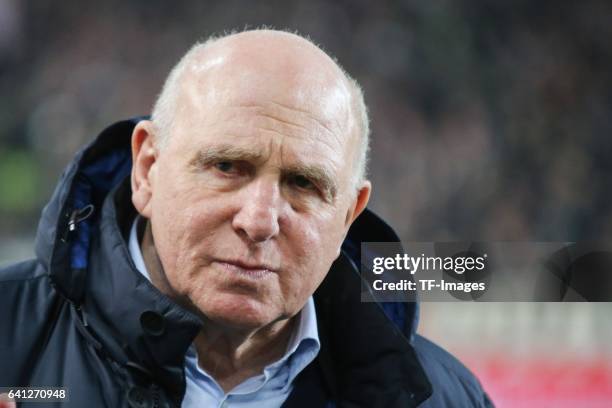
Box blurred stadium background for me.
[1,0,611,406]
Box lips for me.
[214,259,277,280]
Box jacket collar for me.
[309,253,432,407]
[83,179,202,402]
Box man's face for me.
[133,58,369,331]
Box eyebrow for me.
[189,145,338,202]
[284,164,337,202]
[189,145,266,167]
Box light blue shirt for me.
[128,217,321,407]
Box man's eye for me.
[214,161,235,173]
[292,175,315,190]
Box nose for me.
[232,177,281,243]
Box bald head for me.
[151,29,370,186]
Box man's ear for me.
[344,180,371,228]
[336,181,371,257]
[131,120,158,218]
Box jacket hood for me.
[34,118,420,341]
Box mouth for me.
[214,259,277,280]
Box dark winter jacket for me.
[0,118,494,407]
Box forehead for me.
[175,97,346,173]
[185,60,352,128]
[173,62,356,161]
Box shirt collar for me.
[128,215,151,281]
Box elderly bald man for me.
[0,30,492,408]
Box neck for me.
[194,316,295,392]
[138,218,297,392]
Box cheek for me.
[282,212,347,301]
[148,175,231,290]
[303,209,347,255]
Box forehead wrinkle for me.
[247,107,325,141]
[267,101,339,141]
[232,101,344,149]
[251,125,338,162]
[217,103,344,161]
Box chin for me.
[196,294,275,330]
